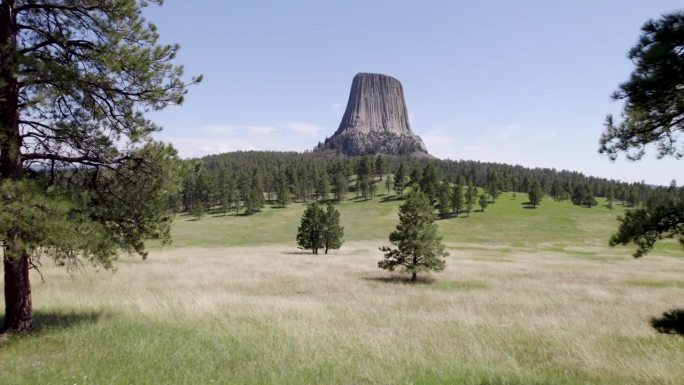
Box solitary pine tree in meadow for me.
[322,204,344,254]
[0,0,200,332]
[379,191,448,282]
[528,181,543,208]
[296,202,325,254]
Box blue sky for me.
[145,1,682,185]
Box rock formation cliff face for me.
[316,73,431,157]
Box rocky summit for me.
[316,73,431,157]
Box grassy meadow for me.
[1,192,683,384]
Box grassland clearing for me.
[1,192,682,384]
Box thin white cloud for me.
[493,124,518,143]
[156,121,328,158]
[420,123,549,165]
[198,125,236,134]
[247,125,277,134]
[198,124,277,135]
[530,130,557,142]
[285,121,322,136]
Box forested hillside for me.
[175,151,679,217]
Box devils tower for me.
[316,73,431,157]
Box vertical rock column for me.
[317,73,430,156]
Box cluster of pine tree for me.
[296,203,344,254]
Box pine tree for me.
[550,180,560,202]
[316,172,330,202]
[322,204,344,254]
[375,155,388,180]
[0,0,199,332]
[419,163,440,203]
[333,173,348,202]
[190,201,205,219]
[379,191,448,282]
[488,183,499,202]
[244,171,265,214]
[194,172,210,211]
[487,171,500,201]
[600,12,684,160]
[465,183,476,216]
[220,192,231,216]
[606,186,615,211]
[521,176,531,194]
[451,184,464,217]
[437,182,452,219]
[409,167,421,186]
[584,186,597,208]
[276,174,291,208]
[479,194,489,212]
[219,172,235,215]
[385,175,394,195]
[394,163,406,197]
[296,202,325,254]
[369,182,378,200]
[528,181,543,208]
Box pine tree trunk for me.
[1,0,32,333]
[3,242,32,332]
[411,272,417,282]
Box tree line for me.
[175,150,670,218]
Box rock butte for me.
[316,73,431,157]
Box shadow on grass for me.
[651,308,684,336]
[363,275,435,285]
[282,250,314,255]
[1,309,105,338]
[353,198,372,203]
[211,212,234,218]
[380,195,401,203]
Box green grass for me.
[0,313,611,385]
[162,192,644,252]
[2,191,683,385]
[626,279,684,289]
[432,280,490,291]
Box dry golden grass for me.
[6,241,681,384]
